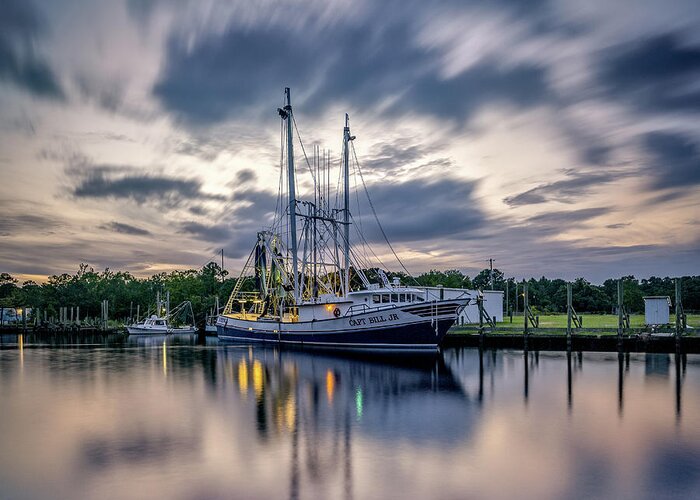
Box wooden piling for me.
[523,282,529,335]
[566,282,572,350]
[478,292,484,339]
[675,278,683,342]
[617,279,624,349]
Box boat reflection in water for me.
[217,346,473,499]
[220,346,473,445]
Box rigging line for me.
[350,141,420,286]
[334,147,343,210]
[292,113,317,184]
[349,153,375,271]
[349,213,391,273]
[273,118,285,232]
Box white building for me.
[419,287,504,325]
[643,296,671,325]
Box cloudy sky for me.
[1,0,699,283]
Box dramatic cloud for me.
[0,0,64,99]
[0,213,59,236]
[99,221,151,236]
[606,222,631,230]
[504,170,626,206]
[174,187,280,259]
[356,177,486,243]
[232,168,256,186]
[177,221,228,242]
[600,33,700,114]
[68,162,225,208]
[1,0,699,280]
[362,140,437,174]
[153,10,552,125]
[643,131,700,190]
[402,62,550,120]
[525,207,611,227]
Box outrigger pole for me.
[343,113,352,296]
[280,87,299,303]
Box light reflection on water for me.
[0,334,699,500]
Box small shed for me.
[458,290,504,326]
[643,296,671,325]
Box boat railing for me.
[344,303,397,316]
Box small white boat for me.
[127,300,197,335]
[127,315,197,335]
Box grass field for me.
[450,313,699,335]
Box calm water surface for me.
[1,334,699,500]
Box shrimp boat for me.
[218,88,468,350]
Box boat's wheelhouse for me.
[142,318,168,328]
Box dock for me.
[444,332,700,353]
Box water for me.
[1,334,699,500]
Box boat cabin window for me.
[155,320,165,325]
[390,294,399,302]
[399,294,406,302]
[373,294,380,303]
[381,294,389,304]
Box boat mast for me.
[343,113,352,296]
[282,88,299,303]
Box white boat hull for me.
[127,326,197,335]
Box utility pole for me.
[221,249,224,274]
[487,258,495,290]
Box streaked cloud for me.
[0,0,64,99]
[0,0,698,281]
[98,221,151,236]
[642,131,700,190]
[68,161,226,208]
[600,33,700,114]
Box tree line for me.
[0,264,698,323]
[405,268,699,314]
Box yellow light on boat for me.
[325,304,334,312]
